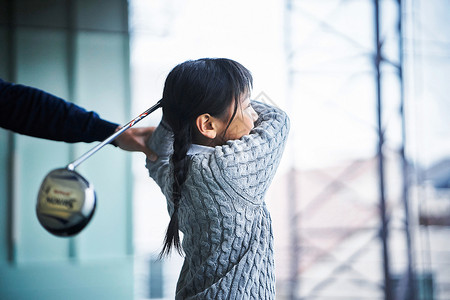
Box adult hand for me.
[114,126,158,161]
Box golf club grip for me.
[67,100,162,171]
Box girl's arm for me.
[145,121,173,196]
[212,101,290,205]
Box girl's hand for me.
[115,126,158,160]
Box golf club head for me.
[36,168,96,237]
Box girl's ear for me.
[195,114,217,139]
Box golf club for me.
[36,100,161,237]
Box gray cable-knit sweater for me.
[145,101,289,299]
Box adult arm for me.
[0,78,118,143]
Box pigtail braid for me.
[160,125,191,257]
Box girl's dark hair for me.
[159,58,252,257]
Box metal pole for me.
[284,0,300,298]
[374,1,393,299]
[397,0,417,299]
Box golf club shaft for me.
[67,100,162,171]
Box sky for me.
[129,0,449,170]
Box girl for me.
[145,58,289,299]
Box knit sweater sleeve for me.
[211,101,290,205]
[0,78,119,143]
[145,121,173,197]
[145,101,290,204]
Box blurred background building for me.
[1,0,449,299]
[0,0,134,299]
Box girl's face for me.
[219,95,258,142]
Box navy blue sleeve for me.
[0,78,119,143]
